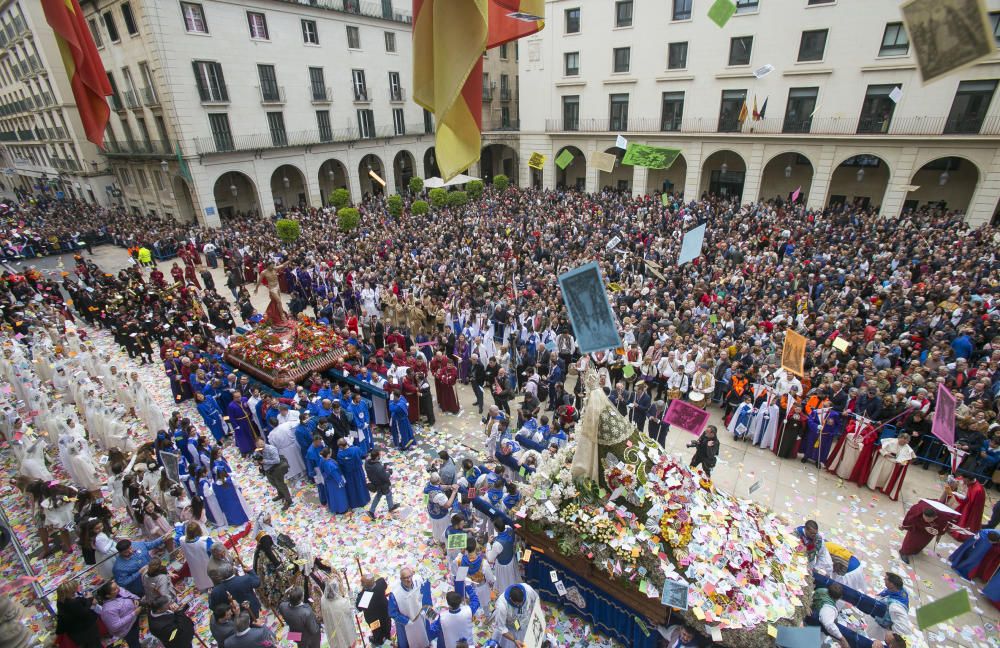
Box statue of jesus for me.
[255,258,292,326]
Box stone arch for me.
[423,147,440,178]
[394,150,416,191]
[270,164,308,211]
[358,153,386,199]
[759,151,814,204]
[598,146,632,192]
[481,143,518,183]
[700,150,747,201]
[903,156,980,214]
[172,176,197,224]
[647,153,688,198]
[212,171,260,219]
[827,154,891,210]
[318,159,350,205]
[555,145,586,191]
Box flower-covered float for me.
[224,318,345,388]
[512,370,812,647]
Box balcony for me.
[51,157,81,172]
[54,127,68,139]
[123,90,140,109]
[141,87,159,107]
[258,85,285,104]
[482,87,494,102]
[542,115,1000,137]
[499,88,512,101]
[110,95,126,111]
[102,139,173,157]
[310,85,332,103]
[352,86,369,102]
[194,123,416,155]
[483,118,520,132]
[270,0,412,24]
[389,87,406,102]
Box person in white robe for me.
[95,526,117,580]
[487,519,521,600]
[389,568,432,648]
[16,435,52,480]
[131,373,168,434]
[867,433,916,501]
[267,420,305,479]
[431,589,482,648]
[491,583,541,648]
[751,398,780,450]
[177,521,215,591]
[320,578,358,648]
[60,433,103,492]
[726,398,755,441]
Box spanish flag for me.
[413,0,544,181]
[737,99,749,124]
[41,0,112,148]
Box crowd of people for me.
[1,183,999,647]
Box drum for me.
[667,388,682,401]
[689,391,707,408]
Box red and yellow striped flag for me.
[41,0,112,148]
[413,0,544,181]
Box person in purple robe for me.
[802,408,840,465]
[453,335,472,383]
[226,390,258,456]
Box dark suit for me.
[277,602,321,648]
[148,610,196,648]
[224,627,276,648]
[356,577,391,644]
[209,573,262,617]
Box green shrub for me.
[329,188,350,209]
[466,179,484,199]
[493,174,509,191]
[429,187,448,209]
[411,200,429,216]
[275,218,301,243]
[337,207,360,232]
[387,194,403,216]
[446,190,468,207]
[408,176,424,194]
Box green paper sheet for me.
[661,193,670,207]
[447,532,468,550]
[915,590,971,630]
[622,143,682,170]
[708,0,737,28]
[555,149,575,170]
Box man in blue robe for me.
[389,393,414,450]
[305,435,326,505]
[319,448,349,514]
[196,392,227,443]
[294,413,316,470]
[346,393,373,452]
[336,438,370,509]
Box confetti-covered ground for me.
[2,246,999,648]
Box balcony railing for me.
[483,119,520,132]
[194,124,421,155]
[499,88,512,101]
[51,157,81,172]
[270,0,412,24]
[102,139,173,157]
[123,90,140,109]
[310,85,332,103]
[543,115,1000,136]
[482,87,494,101]
[258,85,285,104]
[110,95,126,111]
[353,86,369,102]
[389,87,406,102]
[141,87,159,106]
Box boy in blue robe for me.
[389,393,415,450]
[305,435,327,505]
[318,447,349,514]
[346,393,373,452]
[195,392,227,443]
[336,438,370,509]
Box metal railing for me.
[483,119,520,132]
[123,90,140,109]
[51,157,81,172]
[271,0,412,23]
[141,86,159,106]
[353,86,369,102]
[110,95,125,111]
[543,114,1000,136]
[310,85,332,103]
[389,87,406,102]
[258,84,285,104]
[102,139,173,156]
[195,124,421,154]
[500,88,512,101]
[482,87,494,101]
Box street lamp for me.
[784,164,792,178]
[282,175,290,189]
[229,173,238,197]
[939,171,949,186]
[720,162,728,175]
[855,168,865,182]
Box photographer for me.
[364,448,399,519]
[470,354,486,415]
[688,425,720,478]
[254,438,293,510]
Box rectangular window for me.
[136,117,151,145]
[562,95,579,130]
[668,42,688,69]
[735,0,758,13]
[613,47,630,73]
[500,73,510,100]
[423,108,433,134]
[661,91,684,131]
[136,168,148,189]
[181,2,208,33]
[103,11,120,42]
[945,79,998,134]
[501,106,511,128]
[247,11,268,39]
[879,22,909,56]
[389,71,402,100]
[257,64,280,102]
[783,86,818,133]
[139,61,156,103]
[384,31,396,52]
[316,110,332,142]
[672,0,692,21]
[301,19,318,44]
[564,52,579,76]
[154,115,169,144]
[798,29,827,61]
[88,18,104,48]
[718,89,747,132]
[728,36,752,66]
[393,108,405,135]
[991,12,1000,45]
[609,93,629,131]
[267,112,287,146]
[192,60,228,102]
[500,44,509,59]
[208,113,232,151]
[807,0,834,4]
[153,168,164,190]
[347,25,361,49]
[106,70,122,108]
[857,84,898,133]
[615,0,633,27]
[565,8,580,34]
[309,67,327,101]
[357,109,375,139]
[121,2,139,36]
[352,69,367,101]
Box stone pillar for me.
[682,142,703,201]
[631,164,649,197]
[807,145,837,210]
[742,143,765,204]
[880,146,918,217]
[585,147,599,193]
[302,154,323,207]
[965,149,1000,226]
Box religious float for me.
[224,319,345,389]
[511,371,813,647]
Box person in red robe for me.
[401,370,421,424]
[149,268,166,289]
[434,358,460,414]
[183,263,202,289]
[170,262,184,286]
[948,475,987,540]
[848,424,880,486]
[899,500,958,564]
